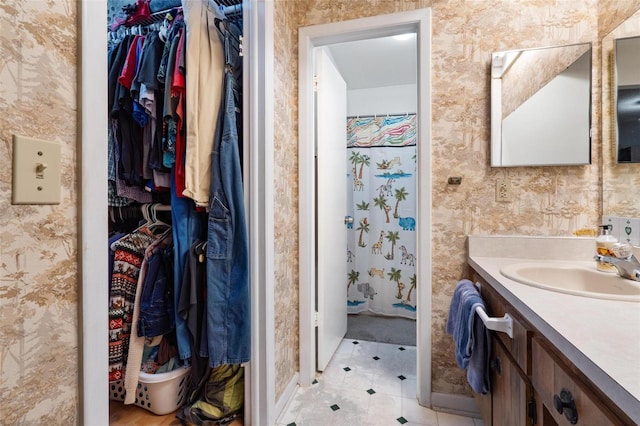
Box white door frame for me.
[298,9,432,406]
[79,1,109,423]
[78,1,274,424]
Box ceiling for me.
[327,34,417,90]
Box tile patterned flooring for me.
[277,339,484,426]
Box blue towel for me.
[446,279,491,394]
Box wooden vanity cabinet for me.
[474,274,535,426]
[471,271,634,425]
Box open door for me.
[316,47,348,371]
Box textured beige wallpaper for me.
[273,0,304,399]
[0,0,79,424]
[598,0,640,39]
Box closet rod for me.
[221,3,242,15]
[124,7,182,28]
[347,112,416,119]
[207,0,242,16]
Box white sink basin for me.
[500,262,640,302]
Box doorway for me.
[79,1,274,424]
[298,9,432,406]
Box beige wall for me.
[1,0,639,423]
[273,0,304,399]
[0,0,79,423]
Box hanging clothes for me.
[107,8,185,206]
[179,240,210,402]
[108,222,171,382]
[205,16,249,367]
[171,170,207,360]
[124,229,173,403]
[136,29,172,189]
[109,34,144,202]
[181,0,225,207]
[107,0,248,395]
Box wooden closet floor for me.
[109,400,244,425]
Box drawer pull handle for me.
[553,389,578,424]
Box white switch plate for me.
[12,135,61,205]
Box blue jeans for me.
[138,246,175,337]
[172,168,205,360]
[206,22,249,366]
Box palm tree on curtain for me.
[388,267,404,300]
[358,154,370,178]
[384,230,400,260]
[407,273,417,302]
[393,187,408,218]
[373,195,390,223]
[356,201,370,212]
[349,150,362,172]
[347,269,359,292]
[356,217,369,247]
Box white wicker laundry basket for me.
[109,366,192,415]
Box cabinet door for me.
[532,338,624,425]
[491,338,530,426]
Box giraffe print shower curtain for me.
[346,114,417,319]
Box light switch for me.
[12,135,61,205]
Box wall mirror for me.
[490,43,592,167]
[602,8,640,219]
[614,36,640,163]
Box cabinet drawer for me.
[531,338,621,425]
[475,275,530,374]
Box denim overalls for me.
[205,16,249,367]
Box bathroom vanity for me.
[467,235,640,425]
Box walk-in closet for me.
[105,0,247,423]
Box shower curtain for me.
[346,114,417,319]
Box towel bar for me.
[473,281,513,338]
[475,306,513,338]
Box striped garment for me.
[108,226,161,382]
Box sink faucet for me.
[594,253,640,281]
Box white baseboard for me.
[274,373,300,422]
[430,392,481,418]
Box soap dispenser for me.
[596,224,618,272]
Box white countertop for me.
[467,235,640,422]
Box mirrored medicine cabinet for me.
[614,36,640,163]
[490,42,592,167]
[602,8,640,220]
